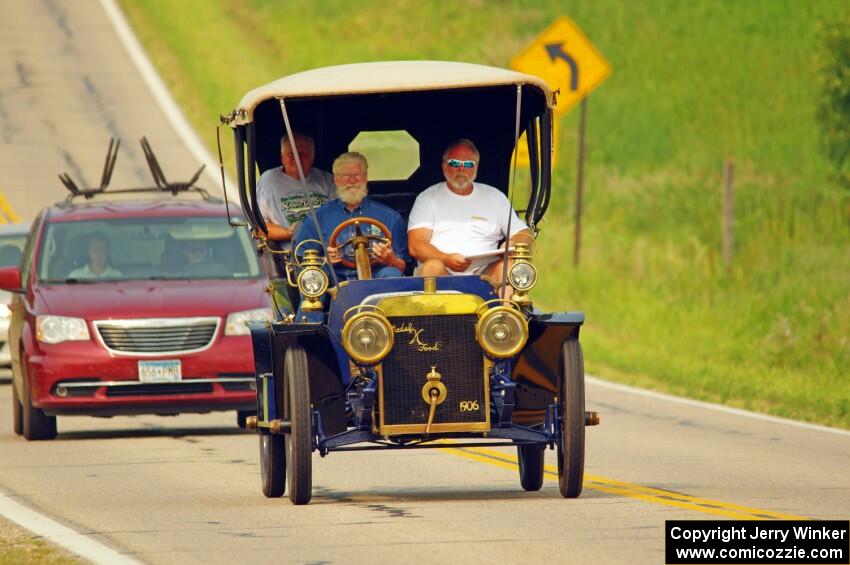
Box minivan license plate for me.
[138,360,182,383]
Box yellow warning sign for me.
[510,16,611,116]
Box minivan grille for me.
[95,317,219,355]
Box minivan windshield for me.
[37,217,261,283]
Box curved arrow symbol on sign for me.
[544,42,579,91]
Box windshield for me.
[0,233,26,267]
[37,217,261,283]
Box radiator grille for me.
[380,314,487,430]
[95,318,218,355]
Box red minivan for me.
[0,191,271,440]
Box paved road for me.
[0,0,210,222]
[1,379,848,564]
[0,2,848,564]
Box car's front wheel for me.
[284,343,312,505]
[20,358,57,441]
[11,382,23,436]
[557,340,585,498]
[517,443,545,491]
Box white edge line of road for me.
[0,488,142,565]
[98,0,241,204]
[587,374,850,437]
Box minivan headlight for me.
[297,267,328,298]
[476,306,528,358]
[508,262,537,291]
[36,315,90,344]
[342,312,393,364]
[225,308,273,336]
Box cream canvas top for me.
[231,61,554,124]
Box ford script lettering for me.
[394,322,441,352]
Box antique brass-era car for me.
[221,61,597,504]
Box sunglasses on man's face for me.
[445,159,476,169]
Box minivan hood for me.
[36,278,269,320]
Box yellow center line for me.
[441,445,808,520]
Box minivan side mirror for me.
[0,266,23,293]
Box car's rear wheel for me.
[20,358,57,441]
[259,430,286,497]
[557,340,585,498]
[11,382,23,436]
[517,444,545,491]
[284,343,312,505]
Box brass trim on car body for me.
[377,293,485,317]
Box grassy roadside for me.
[117,0,850,428]
[0,516,82,564]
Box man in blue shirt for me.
[294,152,408,281]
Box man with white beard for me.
[293,152,408,281]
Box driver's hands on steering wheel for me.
[370,241,396,266]
[327,245,342,264]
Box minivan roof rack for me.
[59,137,217,202]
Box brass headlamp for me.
[507,242,537,307]
[291,240,329,311]
[341,305,394,365]
[475,300,529,359]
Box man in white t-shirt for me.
[256,132,334,245]
[408,139,532,283]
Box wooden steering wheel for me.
[328,217,392,271]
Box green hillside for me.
[119,0,850,428]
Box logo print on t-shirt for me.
[281,192,328,224]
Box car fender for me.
[266,323,347,436]
[511,311,584,425]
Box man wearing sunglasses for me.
[408,139,532,285]
[256,132,334,246]
[294,152,409,281]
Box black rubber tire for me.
[237,410,254,429]
[284,343,312,505]
[20,359,57,441]
[259,431,286,498]
[557,340,585,498]
[12,382,23,436]
[517,444,545,491]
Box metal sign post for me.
[574,98,587,266]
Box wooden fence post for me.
[723,158,735,272]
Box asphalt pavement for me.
[1,380,848,564]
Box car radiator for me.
[379,313,489,434]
